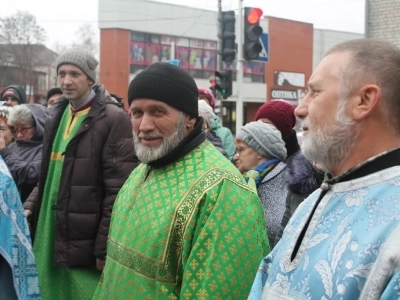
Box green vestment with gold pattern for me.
[93,141,269,300]
[34,105,101,300]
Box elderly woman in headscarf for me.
[235,121,288,248]
[0,155,40,299]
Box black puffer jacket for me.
[275,152,324,243]
[25,85,139,267]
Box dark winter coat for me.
[257,162,288,249]
[0,104,49,203]
[282,130,300,162]
[24,84,139,267]
[275,152,324,243]
[206,130,228,158]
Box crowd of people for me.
[1,37,400,300]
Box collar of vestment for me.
[323,147,400,189]
[70,89,95,113]
[148,117,206,169]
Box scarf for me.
[243,158,280,192]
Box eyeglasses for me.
[235,147,251,157]
[12,126,35,135]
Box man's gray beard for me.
[301,99,361,174]
[133,113,187,164]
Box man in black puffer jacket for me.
[23,47,139,299]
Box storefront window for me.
[129,31,264,82]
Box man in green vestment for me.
[93,62,270,300]
[23,48,139,299]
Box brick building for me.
[366,0,400,46]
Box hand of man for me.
[96,259,106,271]
[0,131,6,150]
[24,210,32,217]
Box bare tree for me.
[52,41,69,55]
[0,11,47,100]
[72,23,99,56]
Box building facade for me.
[98,0,361,133]
[366,0,400,46]
[0,44,58,104]
[313,29,363,70]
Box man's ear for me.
[351,84,381,121]
[186,115,197,129]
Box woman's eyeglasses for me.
[235,147,251,157]
[12,126,35,135]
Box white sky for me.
[1,0,365,51]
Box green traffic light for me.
[222,89,226,93]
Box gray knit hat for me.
[56,48,98,82]
[236,121,287,161]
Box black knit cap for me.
[128,62,199,117]
[47,87,62,100]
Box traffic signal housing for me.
[210,70,233,100]
[244,7,263,61]
[209,79,218,99]
[218,11,236,63]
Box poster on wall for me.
[252,62,265,75]
[243,62,253,74]
[189,39,203,70]
[189,49,203,69]
[176,47,190,69]
[203,50,217,71]
[160,45,171,62]
[161,35,175,45]
[130,42,146,65]
[243,61,265,75]
[145,44,161,65]
[274,71,305,87]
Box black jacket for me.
[25,85,139,267]
[206,130,228,159]
[275,152,324,243]
[0,104,49,202]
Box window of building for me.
[37,73,47,91]
[129,31,264,83]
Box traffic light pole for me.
[216,0,223,118]
[217,0,223,71]
[236,0,244,136]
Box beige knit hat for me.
[56,47,98,82]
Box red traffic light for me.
[210,80,217,87]
[246,8,263,24]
